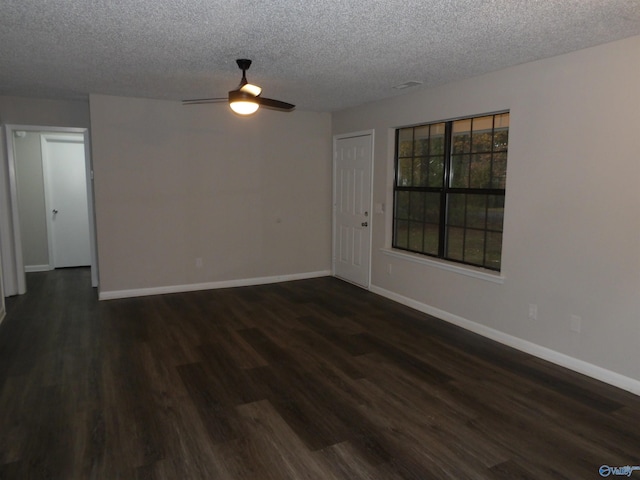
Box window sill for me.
[380,248,505,284]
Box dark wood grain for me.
[1,268,639,479]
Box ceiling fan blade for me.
[240,83,262,96]
[257,97,295,111]
[182,97,227,105]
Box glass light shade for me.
[229,100,259,115]
[229,90,260,115]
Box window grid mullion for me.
[461,193,468,263]
[483,195,489,267]
[439,121,452,258]
[425,124,431,186]
[422,191,428,253]
[468,117,474,189]
[410,129,416,186]
[490,115,496,189]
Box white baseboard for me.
[25,265,52,273]
[370,284,640,396]
[99,270,332,301]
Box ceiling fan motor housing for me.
[229,89,256,103]
[236,59,252,71]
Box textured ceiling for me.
[1,0,640,112]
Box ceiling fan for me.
[182,59,295,115]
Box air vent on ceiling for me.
[393,81,423,90]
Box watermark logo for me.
[599,465,640,477]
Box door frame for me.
[332,130,375,289]
[0,124,99,295]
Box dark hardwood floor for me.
[1,268,639,479]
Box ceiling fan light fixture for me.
[183,58,294,113]
[229,90,259,115]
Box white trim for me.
[40,135,57,268]
[333,130,375,140]
[2,125,26,294]
[370,284,640,396]
[332,129,375,289]
[99,270,332,301]
[83,131,99,288]
[380,248,505,284]
[24,264,52,273]
[0,127,15,296]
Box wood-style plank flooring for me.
[1,268,639,479]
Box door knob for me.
[361,222,368,227]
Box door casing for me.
[332,130,374,288]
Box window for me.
[393,112,509,271]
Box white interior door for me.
[42,135,91,268]
[333,132,373,288]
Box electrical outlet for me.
[570,314,582,333]
[387,264,392,275]
[195,257,203,268]
[528,304,537,320]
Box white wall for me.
[333,36,640,389]
[90,94,333,297]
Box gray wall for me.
[14,132,49,268]
[90,94,333,295]
[0,96,90,127]
[332,35,640,386]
